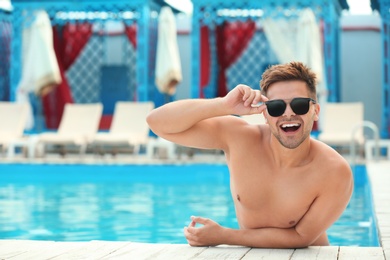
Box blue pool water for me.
[0,164,379,246]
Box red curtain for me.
[200,25,210,98]
[42,22,93,129]
[216,20,256,97]
[124,23,137,49]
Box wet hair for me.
[260,62,317,99]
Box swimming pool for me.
[0,163,379,246]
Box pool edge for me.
[366,161,390,258]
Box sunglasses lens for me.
[266,98,314,117]
[290,98,310,115]
[266,100,286,117]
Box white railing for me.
[350,121,380,166]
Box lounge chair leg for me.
[59,146,67,157]
[133,145,140,155]
[6,144,14,158]
[111,148,118,157]
[98,147,104,156]
[79,144,87,156]
[35,142,45,158]
[96,145,105,156]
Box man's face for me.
[264,81,319,149]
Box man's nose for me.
[283,104,296,117]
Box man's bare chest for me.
[229,168,318,228]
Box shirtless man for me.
[146,62,353,248]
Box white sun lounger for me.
[93,101,154,155]
[36,103,103,156]
[0,102,29,157]
[318,102,365,147]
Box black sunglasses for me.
[265,97,316,117]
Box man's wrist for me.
[205,97,230,117]
[219,226,237,245]
[212,97,236,116]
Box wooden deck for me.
[0,161,389,259]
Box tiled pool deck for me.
[0,156,388,259]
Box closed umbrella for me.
[16,10,61,129]
[155,6,182,96]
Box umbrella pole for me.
[164,93,171,104]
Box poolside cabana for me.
[189,0,349,134]
[8,0,170,131]
[190,0,348,101]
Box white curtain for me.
[16,10,61,130]
[262,8,326,95]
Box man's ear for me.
[314,103,320,121]
[262,112,269,124]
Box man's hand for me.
[223,84,268,116]
[183,216,226,246]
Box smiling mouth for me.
[280,123,301,132]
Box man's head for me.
[260,62,317,100]
[259,62,319,149]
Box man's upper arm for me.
[294,161,353,244]
[160,115,243,151]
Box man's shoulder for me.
[311,138,347,161]
[310,139,352,179]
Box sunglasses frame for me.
[265,97,317,117]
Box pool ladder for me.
[350,121,380,166]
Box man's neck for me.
[269,136,312,168]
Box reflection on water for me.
[0,183,235,242]
[0,164,379,246]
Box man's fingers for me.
[184,227,196,240]
[191,216,208,225]
[257,104,267,113]
[184,226,200,246]
[240,85,252,102]
[188,220,196,228]
[184,226,193,235]
[249,93,268,114]
[251,91,261,105]
[186,226,198,234]
[252,92,268,105]
[243,89,267,108]
[244,91,257,107]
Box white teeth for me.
[282,123,300,128]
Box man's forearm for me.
[147,98,228,135]
[221,227,309,249]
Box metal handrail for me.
[350,121,380,166]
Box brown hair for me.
[260,62,317,99]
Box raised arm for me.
[146,85,267,150]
